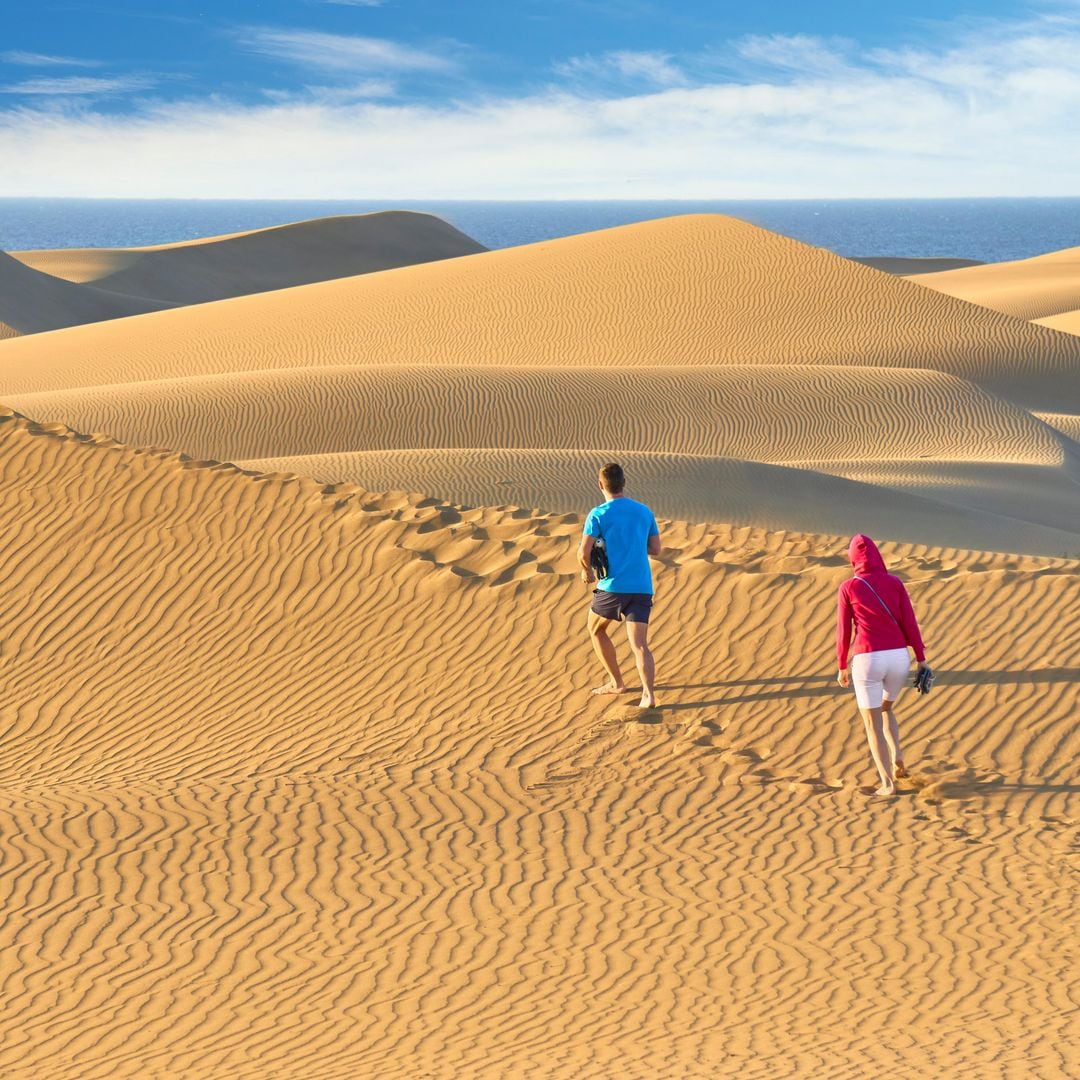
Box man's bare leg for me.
[588,611,627,695]
[882,699,907,778]
[860,706,896,795]
[625,619,656,708]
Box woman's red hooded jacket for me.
[836,534,926,668]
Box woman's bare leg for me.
[860,706,896,795]
[882,699,907,778]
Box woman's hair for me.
[599,463,625,493]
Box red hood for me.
[848,533,887,575]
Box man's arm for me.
[578,535,596,584]
[647,533,661,558]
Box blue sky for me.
[3,1,1079,197]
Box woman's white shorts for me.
[850,648,910,709]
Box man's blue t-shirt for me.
[584,497,659,594]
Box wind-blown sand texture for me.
[7,363,1078,552]
[1,215,1078,410]
[0,408,1075,1079]
[235,447,1080,555]
[2,214,1079,556]
[910,245,1080,320]
[10,211,487,307]
[0,213,1078,1076]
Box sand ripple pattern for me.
[236,447,1080,557]
[9,362,1075,553]
[7,363,1067,466]
[0,410,1076,1078]
[1,215,1078,410]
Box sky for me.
[2,0,1080,198]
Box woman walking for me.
[836,534,930,797]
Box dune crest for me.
[235,446,1080,556]
[1034,308,1080,336]
[1,214,1077,411]
[11,210,487,307]
[7,362,1075,552]
[0,249,172,337]
[911,244,1080,320]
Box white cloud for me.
[555,50,688,88]
[1,75,157,96]
[1,51,101,67]
[2,14,1080,197]
[236,27,455,73]
[262,79,397,104]
[735,34,853,76]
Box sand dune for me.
[2,215,1077,411]
[1034,308,1080,336]
[9,362,1074,550]
[1035,411,1080,442]
[912,244,1080,320]
[9,364,1064,465]
[0,249,171,337]
[0,406,1075,1078]
[235,447,1080,555]
[10,211,487,306]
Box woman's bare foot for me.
[637,693,657,708]
[875,783,897,797]
[591,682,628,696]
[894,762,909,780]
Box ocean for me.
[2,197,1080,262]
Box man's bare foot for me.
[637,694,657,708]
[894,762,909,780]
[591,682,628,696]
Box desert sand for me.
[10,211,486,307]
[1035,309,1080,337]
[0,213,1076,1077]
[910,244,1080,320]
[0,249,173,338]
[1,215,1077,412]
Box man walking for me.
[577,463,661,709]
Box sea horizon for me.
[3,195,1080,263]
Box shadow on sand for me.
[654,667,1080,711]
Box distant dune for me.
[9,364,1063,464]
[1033,308,1080,336]
[11,211,487,306]
[0,249,172,337]
[1,215,1077,412]
[9,362,1076,550]
[0,405,1075,1077]
[911,244,1080,320]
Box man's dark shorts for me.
[590,589,653,624]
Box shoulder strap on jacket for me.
[854,576,901,628]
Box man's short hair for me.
[599,462,625,494]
